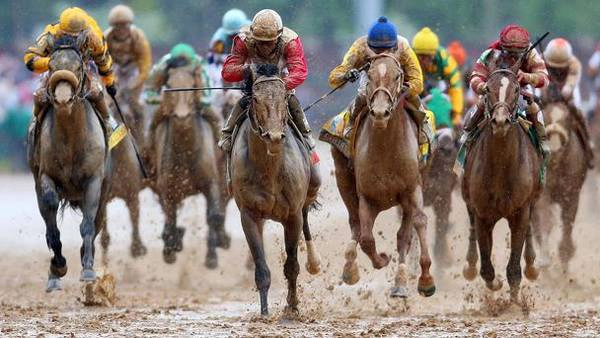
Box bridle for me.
[47,45,87,102]
[365,53,405,113]
[248,75,288,138]
[485,68,520,123]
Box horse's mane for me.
[255,64,279,77]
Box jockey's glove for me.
[107,84,117,97]
[561,85,573,101]
[345,69,360,83]
[475,82,488,95]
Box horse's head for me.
[366,52,404,129]
[248,64,287,155]
[485,68,520,136]
[165,67,196,119]
[544,102,570,153]
[47,36,85,110]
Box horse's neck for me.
[53,100,88,145]
[480,126,524,173]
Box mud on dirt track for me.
[1,145,600,337]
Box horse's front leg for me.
[283,212,302,314]
[160,195,184,264]
[36,174,66,291]
[358,195,390,269]
[240,208,270,316]
[507,207,530,302]
[408,186,435,297]
[80,176,104,282]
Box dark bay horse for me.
[153,66,230,268]
[532,98,587,273]
[332,53,435,299]
[28,42,110,294]
[462,68,542,301]
[230,64,321,315]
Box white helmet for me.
[250,9,283,41]
[544,38,573,68]
[109,5,134,25]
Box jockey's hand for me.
[106,84,117,97]
[561,85,573,101]
[344,69,360,83]
[517,70,532,85]
[476,82,488,95]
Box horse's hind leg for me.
[283,212,302,314]
[409,186,435,297]
[331,147,361,284]
[80,176,104,282]
[36,175,66,291]
[302,207,321,275]
[507,208,530,302]
[463,208,479,280]
[241,209,271,316]
[99,214,109,266]
[127,195,147,258]
[558,194,579,275]
[204,182,228,269]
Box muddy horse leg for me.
[241,208,271,316]
[463,208,479,280]
[410,186,435,297]
[531,194,552,268]
[36,174,67,292]
[391,205,413,298]
[283,212,302,314]
[523,222,539,281]
[358,195,390,269]
[204,182,227,269]
[99,212,109,266]
[506,208,530,302]
[79,176,104,282]
[476,216,503,291]
[302,207,321,275]
[433,192,453,268]
[127,195,147,258]
[161,197,184,264]
[331,148,362,284]
[558,195,579,274]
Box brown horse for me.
[230,64,321,315]
[153,66,230,268]
[462,68,542,301]
[532,99,587,273]
[332,53,435,298]
[28,42,110,294]
[423,127,458,268]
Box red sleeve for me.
[221,36,248,83]
[283,37,308,90]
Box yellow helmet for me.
[412,27,440,55]
[108,5,135,25]
[250,9,283,41]
[59,7,90,34]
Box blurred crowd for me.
[0,51,39,171]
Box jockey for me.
[328,16,431,145]
[208,9,250,67]
[447,40,468,70]
[466,24,550,156]
[219,9,314,152]
[24,7,116,130]
[145,43,222,142]
[543,38,594,168]
[412,27,464,128]
[105,4,152,120]
[587,42,600,115]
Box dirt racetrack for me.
[1,144,599,337]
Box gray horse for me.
[28,43,110,295]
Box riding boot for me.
[288,94,316,149]
[88,79,117,134]
[218,95,251,151]
[195,103,223,144]
[461,98,486,145]
[406,95,433,146]
[568,101,595,168]
[345,93,368,138]
[528,102,550,159]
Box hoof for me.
[463,264,478,281]
[163,248,177,264]
[217,231,231,250]
[305,259,321,275]
[50,263,68,278]
[373,252,391,269]
[390,286,409,298]
[283,305,300,318]
[130,242,148,258]
[205,255,218,270]
[80,269,97,282]
[46,276,62,293]
[417,276,436,297]
[485,277,503,291]
[524,265,539,281]
[342,261,360,285]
